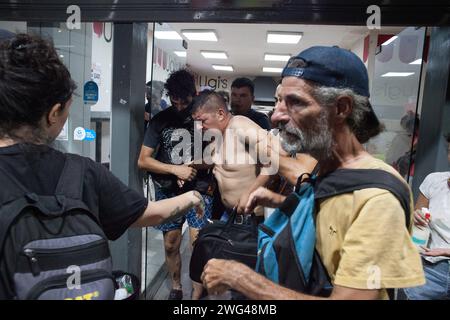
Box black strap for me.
[314,169,411,227]
[294,164,320,193]
[55,153,84,200]
[0,197,35,257]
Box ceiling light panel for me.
[201,51,228,59]
[263,67,283,73]
[381,72,415,77]
[174,51,187,57]
[264,54,291,61]
[154,31,182,40]
[212,65,233,71]
[381,36,398,46]
[182,30,218,41]
[267,32,302,44]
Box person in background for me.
[144,80,165,130]
[386,111,419,167]
[401,133,450,300]
[394,114,420,186]
[138,69,213,300]
[144,81,152,130]
[230,77,271,130]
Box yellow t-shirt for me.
[315,157,425,299]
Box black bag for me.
[0,154,117,300]
[190,208,258,283]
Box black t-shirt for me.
[243,109,271,131]
[0,143,147,241]
[143,104,212,194]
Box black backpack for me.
[0,154,116,300]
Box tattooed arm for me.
[132,191,205,227]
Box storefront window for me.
[368,26,426,186]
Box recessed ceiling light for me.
[59,54,64,58]
[381,72,415,77]
[381,36,398,46]
[201,51,228,59]
[267,32,302,44]
[154,31,182,40]
[409,59,422,65]
[174,51,187,57]
[182,30,218,42]
[264,54,291,62]
[212,65,233,72]
[263,67,283,73]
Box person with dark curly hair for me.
[0,34,205,300]
[138,69,213,300]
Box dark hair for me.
[445,133,450,143]
[231,77,254,96]
[216,90,230,104]
[0,33,76,138]
[192,91,228,114]
[164,69,196,104]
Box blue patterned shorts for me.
[153,188,213,232]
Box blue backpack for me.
[256,168,411,296]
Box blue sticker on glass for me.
[83,81,99,104]
[84,129,96,141]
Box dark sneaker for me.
[168,289,183,300]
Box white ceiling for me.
[162,23,405,77]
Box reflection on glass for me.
[368,26,426,186]
[142,22,188,299]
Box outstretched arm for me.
[132,191,204,227]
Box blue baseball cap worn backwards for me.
[282,46,370,97]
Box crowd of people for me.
[0,32,449,300]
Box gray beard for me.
[280,111,334,161]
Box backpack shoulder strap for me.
[0,196,37,259]
[0,164,31,204]
[314,169,411,227]
[54,153,85,200]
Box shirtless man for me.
[191,91,277,216]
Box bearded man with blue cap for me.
[200,46,425,300]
